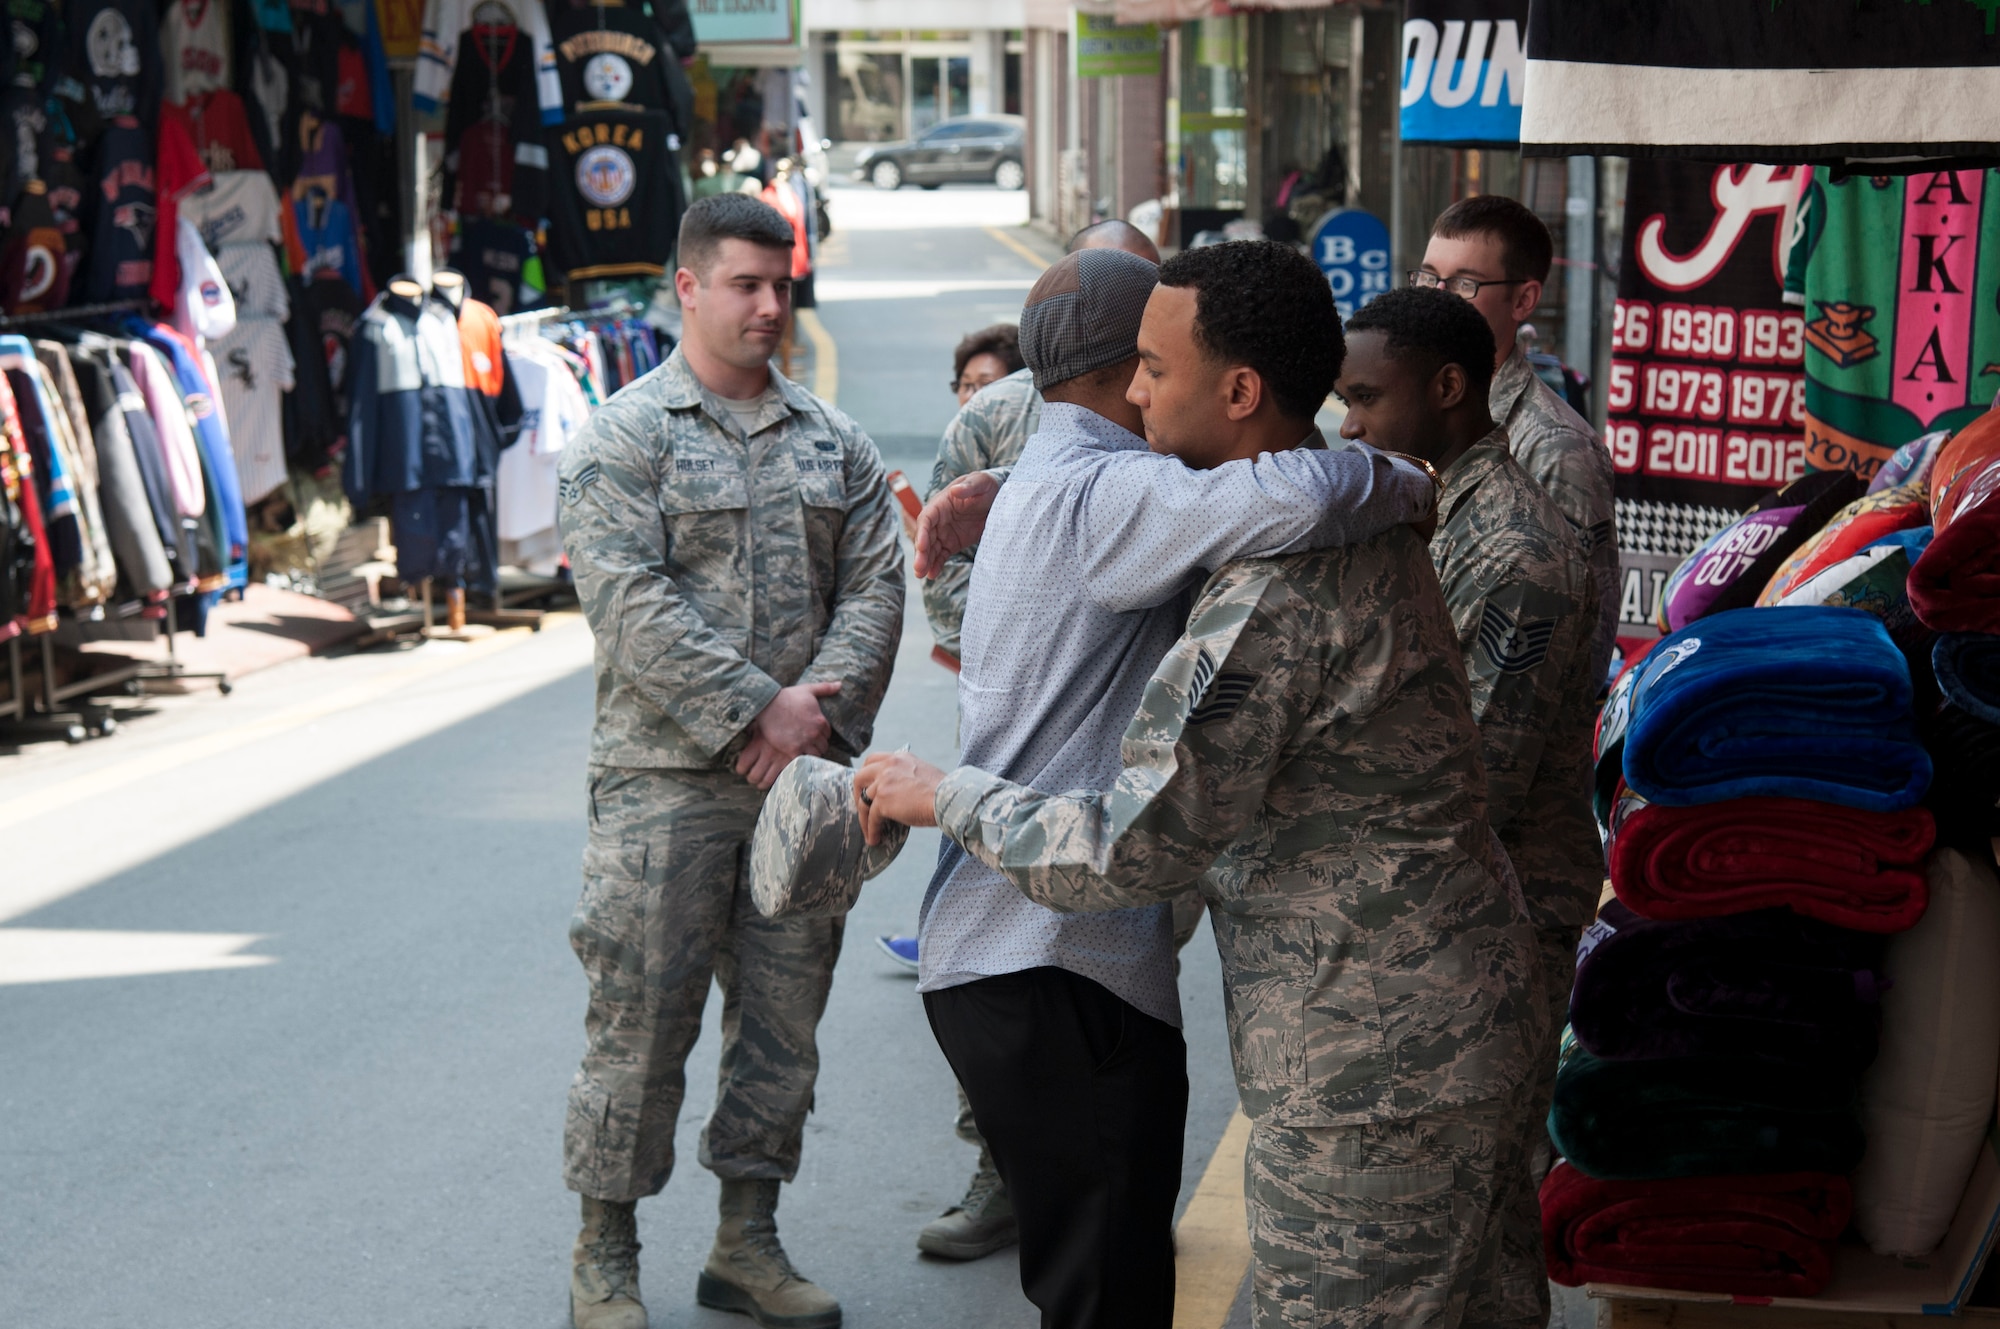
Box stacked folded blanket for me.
[1541,1163,1852,1297]
[1606,793,1934,933]
[1547,1038,1866,1181]
[1621,606,1932,812]
[1571,901,1887,1070]
[1933,633,2000,727]
[1910,412,2000,634]
[1921,702,2000,841]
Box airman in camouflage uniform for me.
[925,527,1538,1329]
[1430,427,1601,1328]
[921,367,1041,659]
[558,343,903,1324]
[1490,347,1619,690]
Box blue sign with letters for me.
[1400,0,1527,147]
[1309,208,1392,320]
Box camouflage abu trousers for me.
[1247,1098,1509,1329]
[565,767,846,1202]
[1485,923,1586,1329]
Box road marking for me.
[796,308,837,403]
[1174,1107,1253,1328]
[984,226,1053,271]
[811,278,1039,302]
[0,929,274,984]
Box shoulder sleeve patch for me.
[560,462,600,505]
[1188,669,1259,726]
[1478,601,1557,675]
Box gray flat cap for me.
[1018,247,1158,391]
[750,756,909,919]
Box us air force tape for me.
[750,756,909,919]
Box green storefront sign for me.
[1076,14,1161,77]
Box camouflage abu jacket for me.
[922,367,1041,657]
[558,349,905,770]
[1433,430,1603,934]
[1491,345,1618,690]
[935,526,1536,1128]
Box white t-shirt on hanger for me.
[178,169,284,251]
[217,243,289,322]
[211,319,297,507]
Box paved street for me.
[0,183,1247,1327]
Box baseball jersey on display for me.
[547,107,678,281]
[218,241,288,320]
[448,217,542,314]
[166,91,264,176]
[211,318,296,504]
[1,182,66,313]
[163,0,231,102]
[178,168,283,250]
[290,190,365,293]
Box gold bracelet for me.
[1386,451,1442,492]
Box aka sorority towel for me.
[1934,633,2000,727]
[1756,482,1930,606]
[1656,470,1863,632]
[1606,792,1935,933]
[1623,606,1931,811]
[1541,1162,1851,1298]
[1548,1036,1866,1181]
[1910,412,2000,634]
[1571,900,1887,1070]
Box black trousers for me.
[925,966,1189,1329]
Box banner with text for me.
[1608,159,1810,648]
[1401,0,1528,147]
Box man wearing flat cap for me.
[903,245,1436,1327]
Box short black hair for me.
[678,193,794,278]
[1432,195,1553,284]
[1344,286,1497,401]
[952,323,1024,382]
[1156,240,1341,422]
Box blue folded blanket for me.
[1623,606,1931,811]
[1934,633,2000,728]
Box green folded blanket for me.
[1548,1034,1865,1181]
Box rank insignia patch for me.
[1478,602,1557,675]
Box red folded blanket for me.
[1911,411,2000,633]
[1608,792,1934,932]
[1542,1162,1852,1297]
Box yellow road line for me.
[984,226,1053,271]
[1174,1107,1254,1328]
[0,624,547,834]
[796,308,837,404]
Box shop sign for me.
[1075,14,1162,78]
[690,0,796,46]
[1400,0,1528,147]
[1307,208,1390,320]
[1608,160,1810,650]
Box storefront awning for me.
[1070,0,1357,27]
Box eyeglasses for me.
[951,377,999,394]
[1408,270,1529,300]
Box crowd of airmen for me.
[552,186,1617,1329]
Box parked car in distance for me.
[854,116,1026,191]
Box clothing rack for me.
[0,299,149,330]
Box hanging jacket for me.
[76,348,193,585]
[0,368,57,631]
[67,350,173,595]
[133,321,249,588]
[345,280,498,503]
[0,337,118,607]
[414,0,560,126]
[441,23,547,225]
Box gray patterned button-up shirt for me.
[918,402,1434,1026]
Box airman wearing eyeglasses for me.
[1419,196,1618,701]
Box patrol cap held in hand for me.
[751,756,909,919]
[1017,247,1159,391]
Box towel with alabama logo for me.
[547,107,683,282]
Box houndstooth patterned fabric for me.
[1614,499,1738,558]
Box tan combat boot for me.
[916,1152,1018,1260]
[571,1195,646,1329]
[696,1178,842,1328]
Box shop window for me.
[1260,10,1354,235]
[1178,16,1247,210]
[835,49,903,142]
